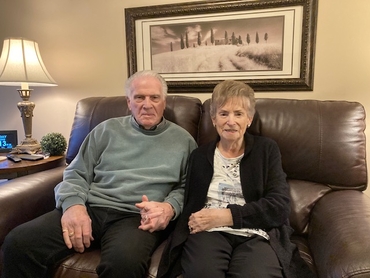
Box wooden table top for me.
[0,155,65,180]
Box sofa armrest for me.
[308,190,370,277]
[0,166,65,245]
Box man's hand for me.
[61,205,94,253]
[135,195,175,233]
[188,208,233,234]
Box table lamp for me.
[0,38,57,153]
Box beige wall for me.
[0,0,369,193]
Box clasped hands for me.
[135,195,174,233]
[61,195,174,253]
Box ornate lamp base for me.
[13,138,41,153]
[12,88,42,154]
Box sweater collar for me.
[130,115,167,133]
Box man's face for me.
[127,76,166,129]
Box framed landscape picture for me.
[125,0,318,92]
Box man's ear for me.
[126,97,132,111]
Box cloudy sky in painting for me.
[150,16,284,55]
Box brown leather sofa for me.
[1,95,369,277]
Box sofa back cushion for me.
[65,95,202,164]
[200,98,367,190]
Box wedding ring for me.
[189,226,193,232]
[69,231,74,237]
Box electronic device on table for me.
[5,153,44,162]
[0,130,18,153]
[18,154,44,161]
[6,154,22,163]
[1,130,46,162]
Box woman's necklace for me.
[216,148,243,179]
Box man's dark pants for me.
[1,205,163,278]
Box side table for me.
[0,155,65,180]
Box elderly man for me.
[2,70,197,278]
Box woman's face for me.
[212,97,252,144]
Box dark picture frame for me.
[125,0,318,92]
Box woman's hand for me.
[188,208,233,234]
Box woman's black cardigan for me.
[157,133,315,278]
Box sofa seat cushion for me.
[51,248,99,278]
[50,241,168,278]
[291,235,316,274]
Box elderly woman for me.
[158,80,314,278]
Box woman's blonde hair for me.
[210,80,256,119]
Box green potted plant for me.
[40,132,67,156]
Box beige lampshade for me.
[0,38,57,87]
